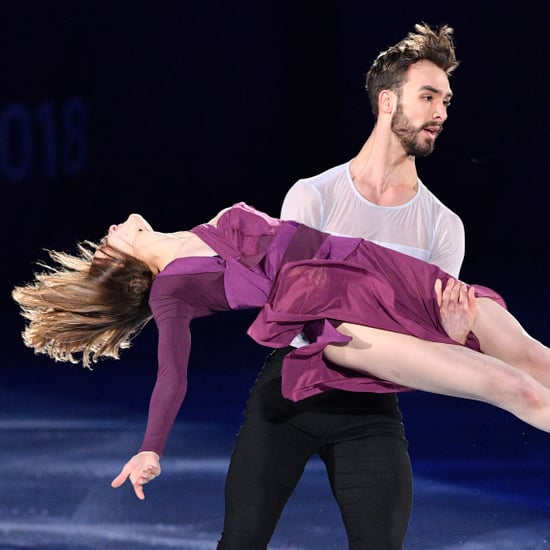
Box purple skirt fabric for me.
[248,239,506,401]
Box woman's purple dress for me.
[141,203,505,455]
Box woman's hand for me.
[435,278,477,344]
[111,450,161,500]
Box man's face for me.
[391,60,453,157]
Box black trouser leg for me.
[320,434,412,550]
[218,349,319,549]
[218,347,412,550]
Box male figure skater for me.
[218,22,467,549]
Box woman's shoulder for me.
[155,257,225,280]
[216,202,281,232]
[149,259,227,317]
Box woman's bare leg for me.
[472,297,550,387]
[323,324,550,432]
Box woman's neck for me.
[139,231,216,274]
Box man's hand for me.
[111,451,161,500]
[434,278,477,344]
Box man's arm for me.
[429,213,476,341]
[429,213,465,278]
[281,180,323,227]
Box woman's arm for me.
[110,305,193,499]
[111,269,229,499]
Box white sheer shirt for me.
[281,161,465,277]
[281,161,465,348]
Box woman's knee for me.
[489,369,545,411]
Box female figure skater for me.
[12,202,549,500]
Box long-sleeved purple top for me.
[140,203,505,456]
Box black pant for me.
[217,347,412,550]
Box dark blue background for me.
[2,2,548,466]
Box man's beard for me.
[391,103,439,157]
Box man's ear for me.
[379,89,396,115]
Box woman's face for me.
[103,214,153,256]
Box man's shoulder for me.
[295,161,349,188]
[417,180,462,220]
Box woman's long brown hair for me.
[12,240,154,368]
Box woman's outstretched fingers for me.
[110,467,129,489]
[129,472,147,500]
[111,451,161,500]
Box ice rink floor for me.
[1,312,549,549]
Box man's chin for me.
[418,146,435,157]
[408,144,435,157]
[416,139,436,157]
